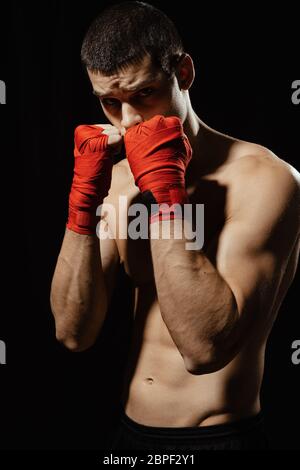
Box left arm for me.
[124,116,300,374]
[150,163,300,374]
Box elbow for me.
[183,344,239,375]
[184,356,229,375]
[56,327,96,352]
[184,305,241,375]
[56,330,97,352]
[50,296,99,353]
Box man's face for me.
[87,55,187,134]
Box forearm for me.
[50,228,108,351]
[150,219,240,373]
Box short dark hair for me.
[81,1,185,78]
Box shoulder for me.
[225,143,300,219]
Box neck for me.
[182,99,233,184]
[183,108,203,157]
[183,104,210,184]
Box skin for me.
[51,53,300,427]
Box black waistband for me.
[120,409,265,440]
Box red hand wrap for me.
[66,125,113,235]
[124,115,192,222]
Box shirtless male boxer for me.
[50,2,300,450]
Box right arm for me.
[50,123,122,351]
[50,223,119,352]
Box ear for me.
[175,54,195,90]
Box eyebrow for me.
[92,80,157,98]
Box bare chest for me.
[111,175,230,285]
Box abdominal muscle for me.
[120,282,264,428]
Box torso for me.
[103,130,299,427]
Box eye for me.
[101,98,120,107]
[137,88,154,98]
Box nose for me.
[120,103,143,131]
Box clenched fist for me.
[67,124,123,235]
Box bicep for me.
[215,165,300,322]
[216,211,300,333]
[216,221,283,322]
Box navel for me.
[145,377,154,385]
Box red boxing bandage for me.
[66,125,113,235]
[124,115,192,223]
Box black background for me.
[0,0,299,451]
